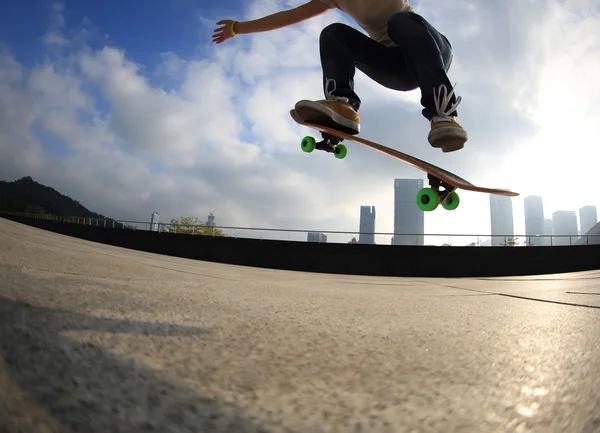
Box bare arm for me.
[212,0,332,44]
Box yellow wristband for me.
[230,21,238,37]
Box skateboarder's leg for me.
[295,21,465,152]
[386,11,467,151]
[295,23,408,135]
[318,23,404,109]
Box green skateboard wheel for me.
[334,144,348,159]
[442,191,460,210]
[301,136,316,152]
[416,188,440,211]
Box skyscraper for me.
[307,232,327,243]
[579,206,598,236]
[207,213,216,227]
[489,194,514,246]
[393,179,424,245]
[543,218,553,246]
[552,211,578,246]
[359,206,376,244]
[524,195,544,246]
[150,212,160,232]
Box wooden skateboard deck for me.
[290,109,518,211]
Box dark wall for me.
[4,215,600,277]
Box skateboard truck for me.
[321,131,343,145]
[301,132,348,159]
[416,175,460,211]
[427,174,457,205]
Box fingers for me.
[213,19,230,32]
[212,32,228,44]
[212,19,235,44]
[212,27,227,40]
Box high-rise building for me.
[207,213,216,227]
[579,206,598,236]
[206,208,217,227]
[150,212,160,232]
[393,179,424,245]
[524,195,544,246]
[543,218,553,246]
[359,206,376,244]
[489,194,514,246]
[552,211,578,246]
[307,232,327,243]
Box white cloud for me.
[1,0,599,244]
[42,2,69,47]
[0,52,46,176]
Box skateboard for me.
[290,109,519,212]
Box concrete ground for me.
[0,217,599,433]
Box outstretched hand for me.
[212,19,237,44]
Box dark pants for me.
[319,11,456,120]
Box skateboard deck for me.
[290,109,518,211]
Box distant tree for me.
[501,237,520,247]
[169,216,228,237]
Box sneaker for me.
[428,84,468,153]
[294,78,360,135]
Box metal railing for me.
[3,211,598,247]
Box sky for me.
[1,0,599,245]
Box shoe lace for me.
[325,78,349,103]
[433,83,462,118]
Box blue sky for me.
[1,0,599,245]
[1,0,218,66]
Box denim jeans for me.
[319,11,456,120]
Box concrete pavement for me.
[1,217,599,433]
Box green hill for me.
[0,176,106,218]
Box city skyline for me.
[145,188,598,246]
[148,188,598,245]
[354,185,597,246]
[146,184,597,245]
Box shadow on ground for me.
[0,296,270,433]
